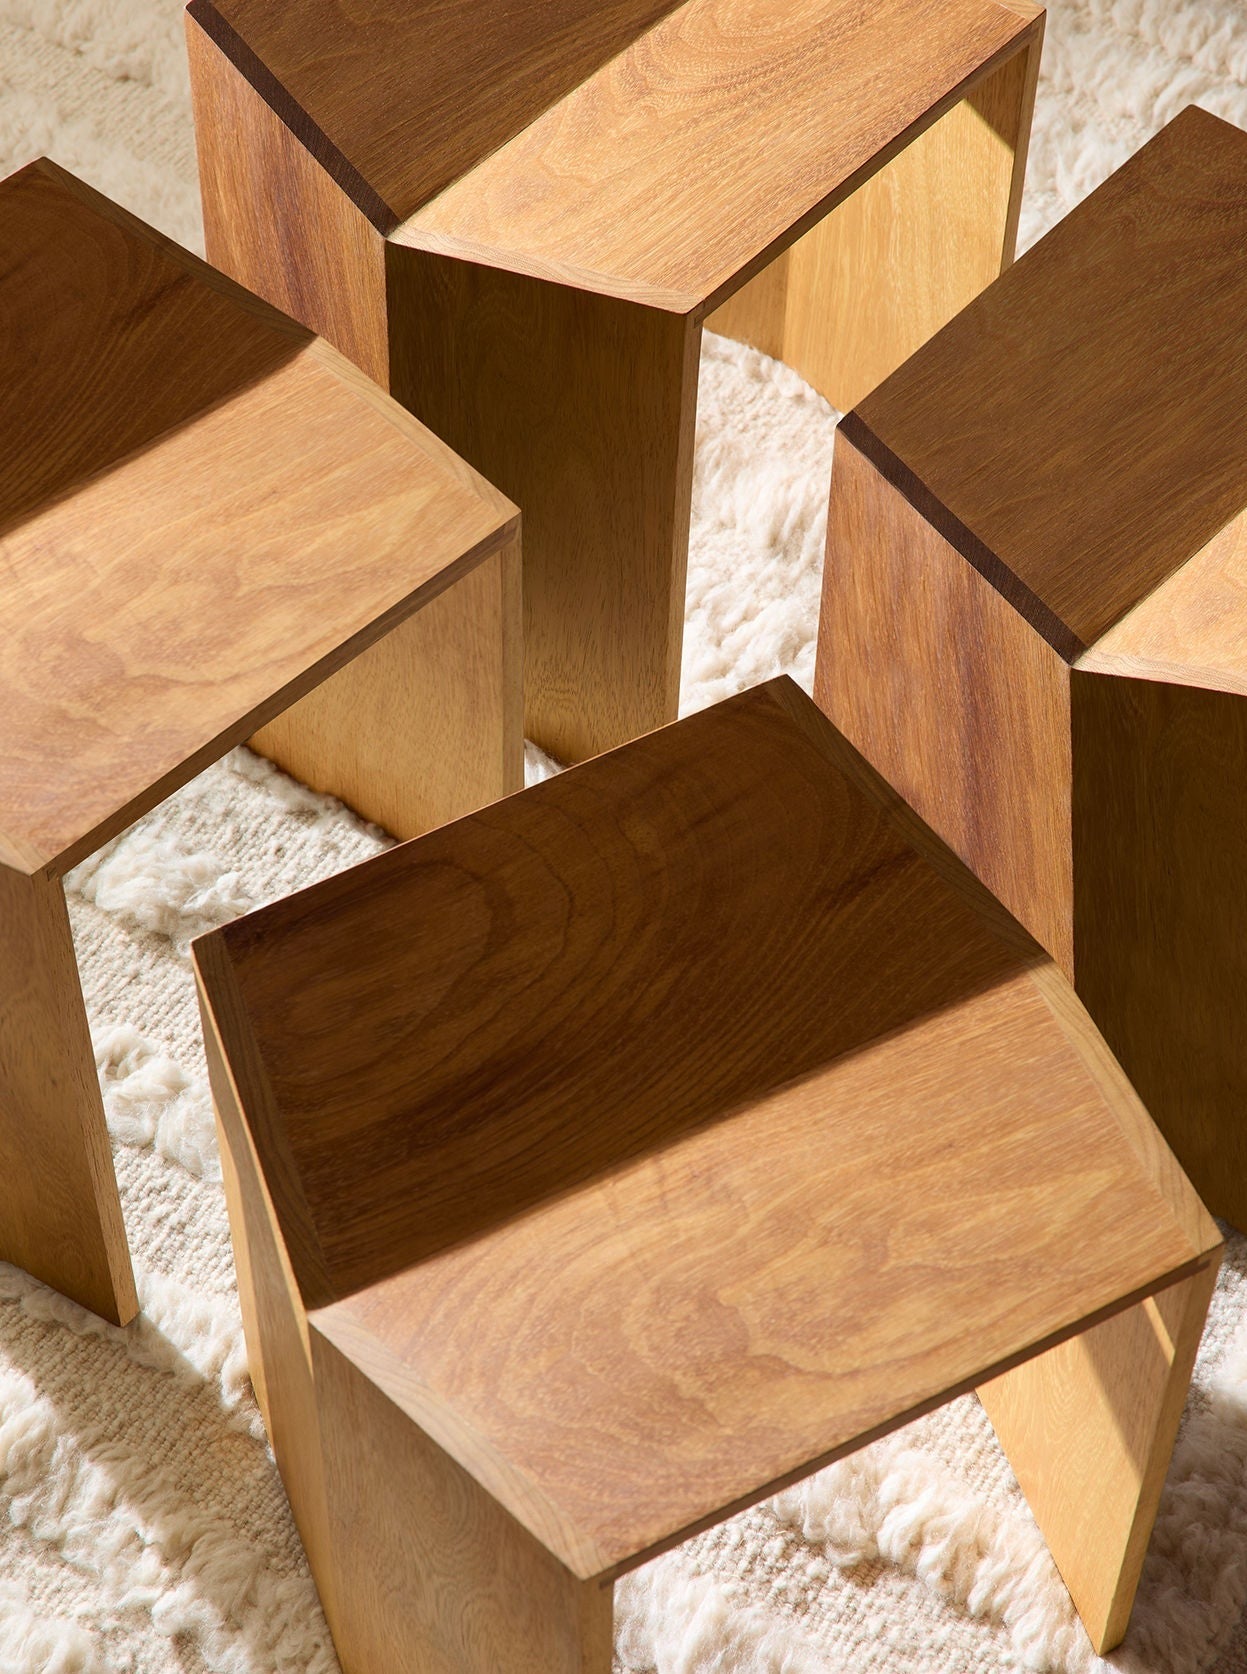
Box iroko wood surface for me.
[817,107,1247,1231]
[0,162,514,874]
[0,157,521,1328]
[853,105,1247,655]
[394,0,1036,307]
[195,680,1216,1595]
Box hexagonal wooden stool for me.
[194,678,1219,1663]
[816,106,1247,1231]
[0,159,522,1327]
[185,0,1044,762]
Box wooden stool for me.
[0,160,522,1327]
[193,678,1219,1663]
[185,0,1044,762]
[816,105,1247,1231]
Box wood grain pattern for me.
[1071,672,1247,1228]
[200,681,1033,1306]
[189,0,1039,760]
[200,987,339,1606]
[816,110,1247,1232]
[709,32,1040,411]
[395,0,1035,307]
[0,335,511,873]
[252,533,523,839]
[310,1326,615,1674]
[195,679,1216,1655]
[388,253,699,761]
[1079,506,1247,697]
[979,962,1220,1651]
[0,158,306,540]
[186,13,391,384]
[854,105,1247,654]
[0,162,521,1320]
[0,867,136,1324]
[316,965,1202,1579]
[189,0,686,229]
[816,430,1075,969]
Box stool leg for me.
[708,18,1043,412]
[977,1258,1219,1654]
[249,536,524,840]
[0,865,136,1324]
[389,250,700,764]
[204,992,613,1673]
[310,1324,614,1674]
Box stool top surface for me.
[852,106,1247,674]
[0,162,512,877]
[195,678,1215,1578]
[191,0,1038,308]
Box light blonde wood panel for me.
[396,0,1035,306]
[0,867,136,1324]
[389,250,699,761]
[703,251,791,362]
[708,34,1039,408]
[317,964,1200,1579]
[308,1325,614,1674]
[855,106,1247,653]
[0,346,507,874]
[1079,504,1247,697]
[1071,670,1247,1228]
[186,13,390,385]
[779,34,1040,411]
[199,680,1037,1304]
[198,986,338,1607]
[978,962,1221,1652]
[979,1261,1218,1653]
[252,535,523,840]
[0,157,306,538]
[189,0,685,228]
[709,34,1039,406]
[815,430,1075,971]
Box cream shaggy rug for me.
[3,2,1247,1670]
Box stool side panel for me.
[855,106,1247,647]
[199,984,339,1592]
[1072,668,1247,1227]
[978,1254,1219,1653]
[0,159,306,537]
[188,15,391,386]
[214,682,1031,1299]
[388,247,699,758]
[815,434,1075,969]
[1083,503,1247,697]
[327,967,1199,1573]
[774,35,1038,413]
[308,1322,614,1673]
[250,533,525,839]
[400,0,1034,301]
[0,867,136,1323]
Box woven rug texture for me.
[2,1,1247,1670]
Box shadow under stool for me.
[817,104,1247,1231]
[185,0,1044,761]
[0,159,522,1325]
[193,677,1219,1665]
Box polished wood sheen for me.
[816,106,1247,1228]
[0,160,522,1323]
[194,679,1218,1665]
[187,0,1043,760]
